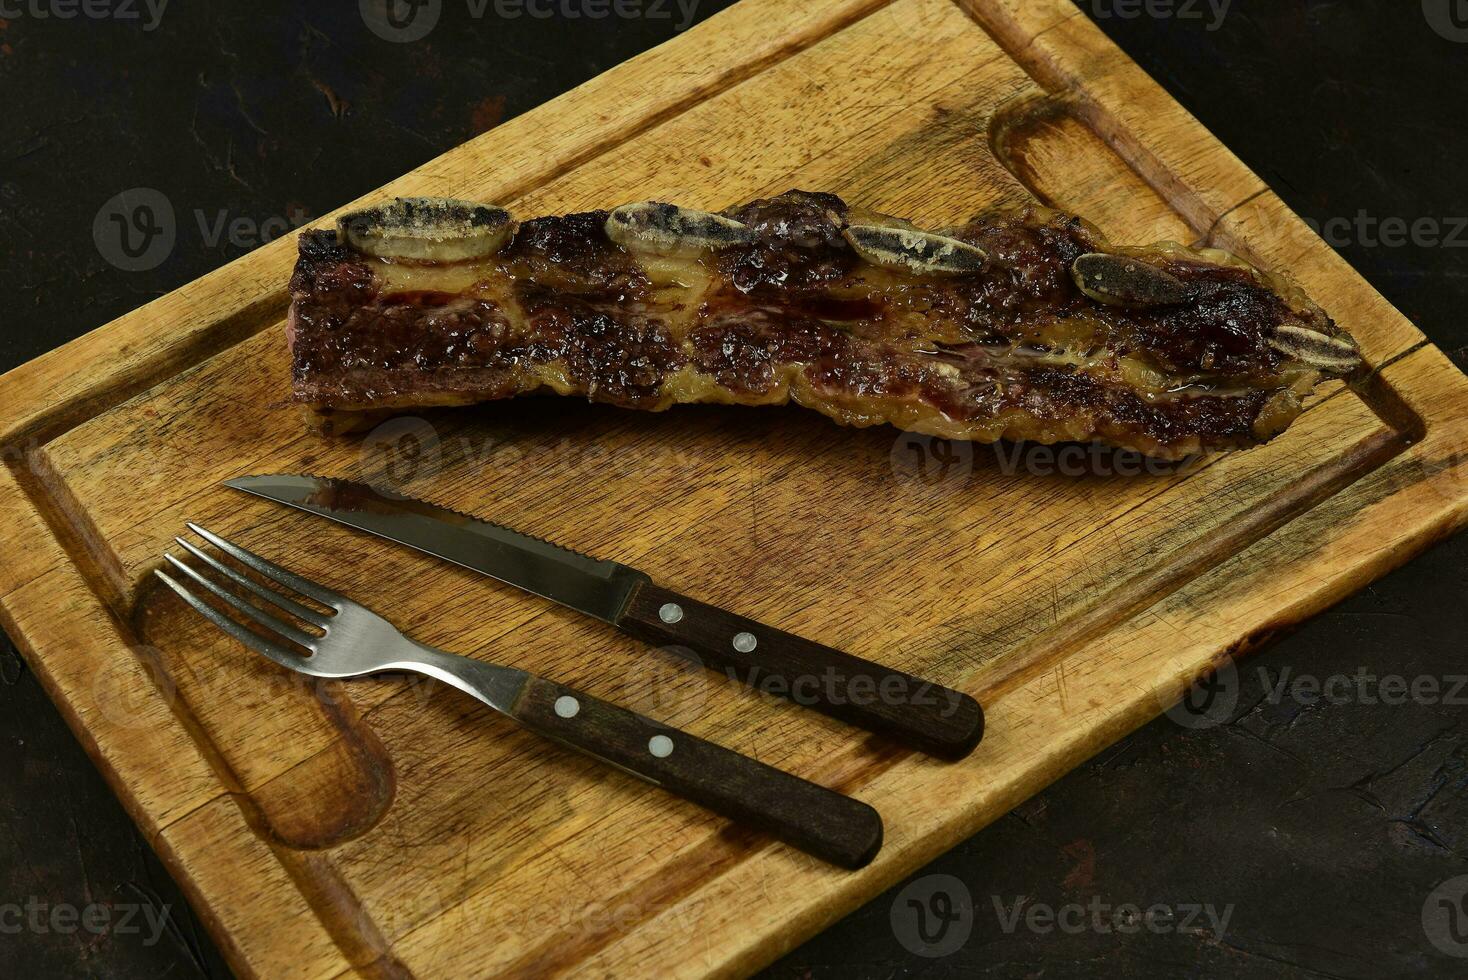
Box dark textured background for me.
[1,1,1465,976]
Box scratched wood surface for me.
[0,0,1465,977]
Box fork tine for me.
[164,553,318,650]
[186,523,342,607]
[174,537,331,629]
[154,569,307,672]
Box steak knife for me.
[226,475,984,758]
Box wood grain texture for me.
[0,0,1464,977]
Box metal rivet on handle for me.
[732,632,758,653]
[554,695,580,719]
[648,735,674,758]
[658,603,684,624]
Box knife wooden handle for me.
[510,675,883,869]
[616,584,984,760]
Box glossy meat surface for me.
[289,191,1361,458]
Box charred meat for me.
[288,191,1360,458]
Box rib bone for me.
[1072,252,1194,308]
[338,197,514,262]
[1269,324,1362,375]
[843,222,988,277]
[606,201,755,256]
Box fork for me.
[154,523,883,869]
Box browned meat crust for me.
[288,191,1360,458]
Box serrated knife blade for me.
[223,475,649,623]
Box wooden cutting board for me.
[2,0,1465,976]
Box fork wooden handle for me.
[617,584,984,759]
[509,676,883,869]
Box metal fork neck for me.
[396,642,530,715]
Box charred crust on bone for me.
[339,197,515,262]
[605,201,756,256]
